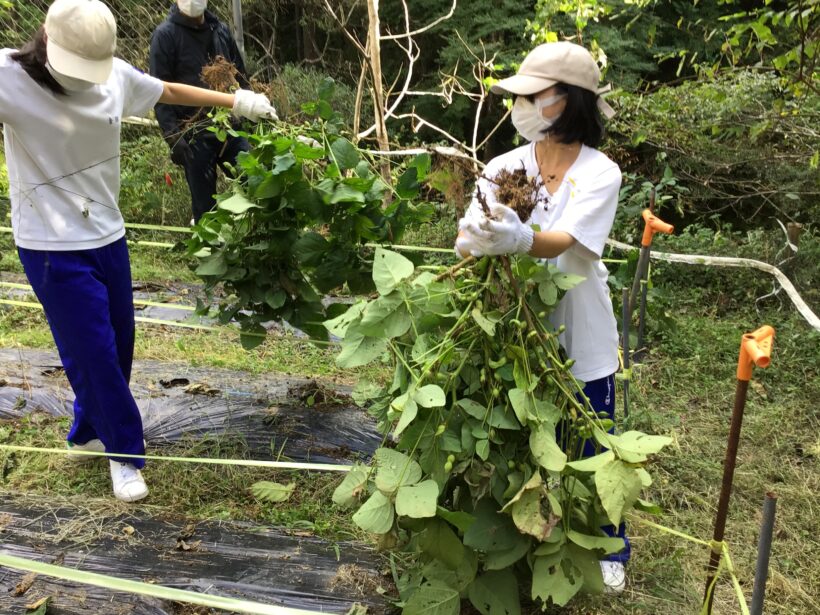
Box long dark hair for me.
[527,83,605,148]
[11,26,66,96]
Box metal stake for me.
[703,326,774,613]
[751,492,778,615]
[636,279,649,362]
[232,0,246,59]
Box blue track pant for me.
[18,237,146,468]
[579,374,631,564]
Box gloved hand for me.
[232,89,279,122]
[477,204,535,255]
[169,137,193,167]
[455,208,492,257]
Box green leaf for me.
[293,232,329,266]
[530,424,567,472]
[532,556,583,606]
[330,184,366,204]
[553,272,586,290]
[332,465,369,508]
[476,439,490,461]
[595,459,643,527]
[566,450,615,472]
[335,329,388,368]
[396,480,440,519]
[331,137,360,171]
[324,301,366,338]
[463,500,521,553]
[396,167,420,199]
[538,281,558,305]
[254,174,283,200]
[393,394,419,438]
[457,398,487,420]
[484,533,531,570]
[195,254,228,277]
[508,388,534,424]
[374,447,422,494]
[251,481,295,503]
[488,405,520,430]
[436,507,476,533]
[419,518,465,569]
[403,581,460,615]
[352,491,394,534]
[567,530,625,554]
[373,248,415,295]
[610,431,673,463]
[468,570,521,615]
[566,543,604,594]
[264,289,287,310]
[415,384,446,408]
[218,192,259,214]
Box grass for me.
[0,414,358,541]
[1,215,818,613]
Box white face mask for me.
[46,62,96,92]
[178,0,208,18]
[511,95,565,142]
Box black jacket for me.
[149,5,249,141]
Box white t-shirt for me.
[0,50,165,250]
[468,143,621,383]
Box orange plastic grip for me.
[737,325,774,381]
[641,209,675,247]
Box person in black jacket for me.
[149,1,264,223]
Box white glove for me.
[455,208,492,257]
[232,90,279,122]
[477,204,535,255]
[455,229,491,258]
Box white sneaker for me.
[600,561,626,594]
[66,439,105,463]
[109,460,149,502]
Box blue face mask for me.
[46,62,96,92]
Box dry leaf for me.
[13,572,36,596]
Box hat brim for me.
[47,39,113,84]
[491,74,557,96]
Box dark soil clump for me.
[491,164,544,223]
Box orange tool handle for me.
[737,325,774,381]
[641,209,674,247]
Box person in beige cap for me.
[0,0,276,504]
[455,41,628,593]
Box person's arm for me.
[159,81,278,121]
[529,231,576,259]
[159,81,235,108]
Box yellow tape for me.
[0,553,331,615]
[0,282,196,312]
[0,444,352,473]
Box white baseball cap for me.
[492,42,615,118]
[45,0,117,84]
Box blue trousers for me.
[18,237,146,468]
[579,374,631,564]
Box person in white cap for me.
[0,0,277,503]
[455,41,628,593]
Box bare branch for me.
[380,0,457,40]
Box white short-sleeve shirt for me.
[0,50,165,251]
[469,142,621,383]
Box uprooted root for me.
[201,56,239,93]
[491,164,544,223]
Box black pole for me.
[621,288,630,419]
[636,279,649,362]
[750,492,778,615]
[704,379,751,612]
